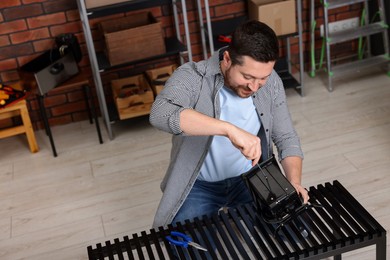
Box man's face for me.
[222,52,275,98]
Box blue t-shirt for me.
[198,86,261,182]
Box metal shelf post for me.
[76,0,113,139]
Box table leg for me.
[37,95,57,157]
[82,84,103,144]
[376,235,387,260]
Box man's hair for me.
[227,20,279,65]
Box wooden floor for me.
[0,68,389,259]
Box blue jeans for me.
[172,175,253,224]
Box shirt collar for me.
[194,47,228,77]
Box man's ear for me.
[223,51,232,67]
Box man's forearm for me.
[180,108,231,136]
[280,156,303,185]
[280,156,309,203]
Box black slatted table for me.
[87,180,387,259]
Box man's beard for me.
[224,67,253,98]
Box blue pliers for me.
[166,231,208,251]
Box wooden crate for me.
[99,12,165,66]
[145,64,177,96]
[111,74,154,120]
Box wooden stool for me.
[0,99,39,153]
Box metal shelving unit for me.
[195,0,305,96]
[76,0,192,139]
[310,0,389,91]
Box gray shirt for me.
[149,50,303,228]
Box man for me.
[149,20,309,228]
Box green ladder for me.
[310,0,389,91]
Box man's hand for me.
[227,125,261,166]
[291,182,309,204]
[180,109,262,166]
[280,156,309,204]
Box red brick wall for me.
[0,0,363,129]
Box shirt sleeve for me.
[149,65,200,135]
[270,76,304,160]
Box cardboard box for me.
[248,0,296,36]
[111,74,154,120]
[84,0,133,9]
[99,12,165,66]
[145,64,177,96]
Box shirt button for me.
[260,113,264,116]
[266,129,269,132]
